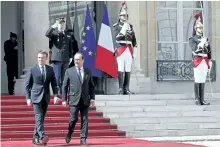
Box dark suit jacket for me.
[45,27,73,62]
[62,67,95,106]
[25,64,58,104]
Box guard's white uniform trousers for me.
[117,47,133,72]
[194,59,208,83]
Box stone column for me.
[127,1,141,70]
[24,1,49,68]
[211,1,220,92]
[15,2,49,95]
[138,2,148,76]
[146,2,157,78]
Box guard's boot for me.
[123,72,134,95]
[118,72,124,95]
[200,83,210,105]
[194,83,201,105]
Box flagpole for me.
[103,1,108,95]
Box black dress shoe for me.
[123,90,134,95]
[66,135,71,143]
[80,139,88,146]
[40,136,49,146]
[32,137,41,145]
[201,100,210,105]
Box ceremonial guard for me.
[46,17,74,95]
[189,13,211,105]
[113,2,137,95]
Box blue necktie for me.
[78,68,82,83]
[41,66,45,80]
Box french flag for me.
[95,4,118,78]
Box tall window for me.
[157,1,206,60]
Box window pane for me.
[183,1,203,8]
[157,9,177,41]
[157,1,177,8]
[157,43,178,60]
[183,10,201,42]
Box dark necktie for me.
[42,66,45,80]
[78,68,82,83]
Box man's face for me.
[11,37,16,42]
[119,14,128,22]
[38,53,47,65]
[59,22,66,31]
[196,25,203,34]
[74,54,84,68]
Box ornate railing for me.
[156,60,216,81]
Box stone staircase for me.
[94,94,220,138]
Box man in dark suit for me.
[4,32,19,95]
[45,17,74,95]
[25,51,59,146]
[62,52,95,146]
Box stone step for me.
[117,123,220,131]
[95,100,220,107]
[95,94,220,101]
[101,111,220,118]
[126,129,220,137]
[96,105,220,112]
[140,135,220,142]
[110,117,220,124]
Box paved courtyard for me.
[182,141,220,147]
[138,136,220,147]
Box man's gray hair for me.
[74,52,84,60]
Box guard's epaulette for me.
[113,23,118,27]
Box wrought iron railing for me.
[156,60,216,81]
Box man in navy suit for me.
[25,50,59,146]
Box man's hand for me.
[27,99,32,106]
[51,22,58,29]
[62,101,67,107]
[54,96,61,104]
[14,46,18,50]
[132,46,137,59]
[90,100,95,107]
[69,58,73,64]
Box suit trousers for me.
[68,98,89,140]
[52,61,69,94]
[33,96,48,139]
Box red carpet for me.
[1,138,206,147]
[1,95,125,140]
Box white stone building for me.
[1,1,220,95]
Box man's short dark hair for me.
[38,50,48,58]
[74,52,84,60]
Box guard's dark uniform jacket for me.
[189,35,211,68]
[113,21,137,57]
[4,39,18,95]
[45,27,73,62]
